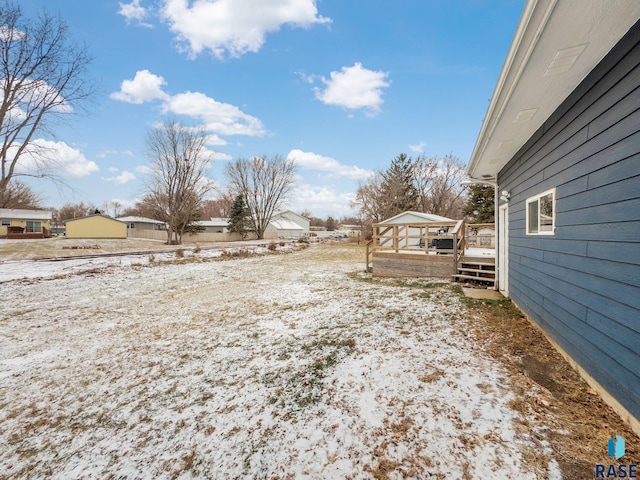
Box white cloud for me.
[205,134,227,146]
[163,91,265,136]
[0,26,25,41]
[209,151,232,161]
[287,149,373,181]
[96,150,118,159]
[109,198,139,210]
[14,139,99,179]
[103,170,137,185]
[111,70,265,137]
[97,149,135,159]
[409,141,426,153]
[107,167,120,173]
[160,0,330,59]
[135,164,154,174]
[118,0,154,27]
[315,63,390,115]
[285,183,356,217]
[110,70,169,104]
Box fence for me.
[127,229,245,243]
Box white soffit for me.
[466,0,640,181]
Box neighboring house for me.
[0,208,52,239]
[194,218,230,234]
[65,214,127,239]
[338,224,363,237]
[265,210,310,238]
[466,1,640,434]
[116,216,167,231]
[380,211,453,225]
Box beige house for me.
[0,208,52,239]
[65,214,127,239]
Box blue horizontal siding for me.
[498,21,640,422]
[509,279,640,418]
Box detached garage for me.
[65,214,127,239]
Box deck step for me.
[459,261,495,267]
[457,267,495,274]
[454,274,496,283]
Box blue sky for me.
[19,0,524,218]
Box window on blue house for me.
[526,189,555,235]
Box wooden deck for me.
[366,221,496,285]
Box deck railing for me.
[365,221,495,273]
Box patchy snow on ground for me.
[0,244,278,283]
[0,245,558,479]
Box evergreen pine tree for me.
[380,153,418,218]
[462,184,495,223]
[228,195,250,238]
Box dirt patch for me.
[462,293,640,477]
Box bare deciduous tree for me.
[143,120,214,244]
[0,2,95,205]
[57,201,98,221]
[416,154,467,218]
[351,171,385,239]
[352,153,468,234]
[0,179,41,208]
[225,155,296,239]
[200,196,234,219]
[102,200,123,218]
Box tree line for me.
[351,153,493,238]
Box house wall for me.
[128,222,158,231]
[66,216,127,239]
[0,218,51,236]
[498,21,640,425]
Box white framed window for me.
[526,188,555,235]
[26,221,42,233]
[1,219,10,226]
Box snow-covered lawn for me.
[0,244,558,479]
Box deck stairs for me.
[454,256,496,286]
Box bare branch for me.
[0,2,96,205]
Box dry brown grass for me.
[462,295,640,478]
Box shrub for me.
[268,242,277,251]
[279,241,285,247]
[193,244,201,254]
[175,248,184,258]
[148,254,156,263]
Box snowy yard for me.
[0,244,559,479]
